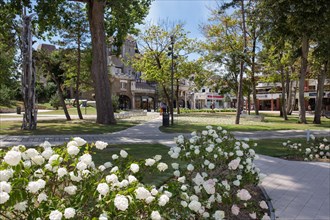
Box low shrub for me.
[282,135,329,161]
[0,127,270,219]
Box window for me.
[120,80,128,91]
[202,89,205,93]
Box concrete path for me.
[1,115,329,219]
[255,155,330,220]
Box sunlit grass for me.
[160,112,330,133]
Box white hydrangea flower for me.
[157,162,168,172]
[110,166,118,173]
[249,212,257,219]
[151,188,158,196]
[228,158,241,170]
[178,176,186,183]
[208,163,215,170]
[146,196,155,204]
[236,150,243,157]
[213,210,225,220]
[158,194,169,206]
[64,208,76,219]
[104,162,112,168]
[37,192,48,202]
[49,210,63,220]
[112,154,119,160]
[237,189,251,201]
[135,187,151,200]
[0,191,10,204]
[67,144,80,156]
[73,137,87,146]
[233,180,240,186]
[48,154,62,165]
[173,170,180,177]
[231,204,240,215]
[119,150,128,158]
[261,213,271,220]
[203,179,216,195]
[151,211,161,220]
[128,175,137,184]
[40,141,52,149]
[79,154,92,165]
[130,163,139,173]
[69,171,82,182]
[154,155,162,161]
[114,194,129,211]
[95,141,108,150]
[24,148,39,159]
[4,150,21,166]
[64,185,77,195]
[171,163,179,170]
[0,181,11,193]
[181,200,188,207]
[57,167,68,178]
[41,148,54,159]
[99,213,108,220]
[194,149,200,155]
[76,161,87,171]
[14,201,27,211]
[97,183,109,196]
[145,158,156,166]
[23,160,32,168]
[188,200,202,212]
[259,200,268,209]
[202,130,208,136]
[98,165,106,171]
[26,179,45,194]
[187,164,194,171]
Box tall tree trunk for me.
[76,34,83,120]
[285,66,292,115]
[280,53,288,120]
[53,75,71,120]
[87,1,116,124]
[176,78,180,114]
[251,32,259,115]
[247,90,251,115]
[235,0,248,124]
[298,35,309,124]
[313,60,328,124]
[21,13,37,130]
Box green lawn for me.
[160,112,330,133]
[253,138,306,159]
[0,119,138,135]
[38,107,97,115]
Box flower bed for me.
[282,135,329,162]
[0,126,270,219]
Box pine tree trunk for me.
[313,60,328,124]
[87,1,116,124]
[235,0,247,124]
[76,34,83,120]
[298,35,309,124]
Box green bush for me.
[49,93,61,110]
[0,85,14,106]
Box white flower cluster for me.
[168,125,268,219]
[283,137,329,161]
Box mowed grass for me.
[0,119,137,135]
[253,138,306,158]
[160,112,330,133]
[38,107,97,115]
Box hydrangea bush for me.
[0,127,270,219]
[282,136,329,161]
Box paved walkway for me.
[1,116,329,219]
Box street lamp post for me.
[168,35,175,126]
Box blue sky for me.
[145,0,217,40]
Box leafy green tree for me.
[36,49,71,120]
[2,0,151,125]
[258,0,330,123]
[132,22,197,119]
[57,2,90,120]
